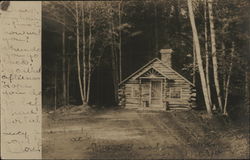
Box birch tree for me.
[75,1,85,104]
[187,0,212,114]
[81,2,87,103]
[43,1,86,105]
[208,0,223,111]
[118,0,123,82]
[86,3,92,103]
[204,0,212,107]
[223,42,234,115]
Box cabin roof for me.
[133,66,169,79]
[119,58,194,86]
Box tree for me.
[86,3,92,103]
[204,0,212,107]
[54,60,57,111]
[223,42,234,115]
[62,10,67,106]
[208,0,223,111]
[81,2,87,103]
[211,0,250,115]
[110,4,120,104]
[75,1,85,104]
[153,0,159,56]
[187,0,212,114]
[118,0,123,82]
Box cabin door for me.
[151,81,162,106]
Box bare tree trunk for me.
[76,1,84,104]
[86,5,92,104]
[223,73,231,116]
[245,70,250,113]
[245,41,250,114]
[62,14,66,106]
[67,56,70,105]
[118,1,122,82]
[187,0,212,115]
[208,0,223,111]
[82,2,87,103]
[193,41,196,84]
[54,61,57,111]
[223,42,234,115]
[110,13,119,104]
[222,41,226,97]
[204,0,212,107]
[154,1,159,57]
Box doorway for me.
[150,80,162,106]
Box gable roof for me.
[133,66,168,79]
[119,58,194,86]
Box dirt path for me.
[42,108,249,159]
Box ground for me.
[43,106,249,159]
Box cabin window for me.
[132,86,140,98]
[170,88,181,98]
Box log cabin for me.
[118,49,196,110]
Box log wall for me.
[119,59,196,109]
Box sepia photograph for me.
[0,0,249,159]
[42,0,249,159]
[41,1,250,159]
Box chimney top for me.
[160,49,173,54]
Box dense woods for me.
[42,0,250,118]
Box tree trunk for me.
[118,1,122,82]
[187,0,212,115]
[62,15,66,106]
[222,41,226,98]
[245,41,250,114]
[54,61,57,111]
[245,70,250,114]
[76,1,84,104]
[193,40,196,84]
[204,0,212,107]
[67,55,70,105]
[223,72,231,116]
[110,14,119,104]
[86,5,92,104]
[208,0,223,111]
[223,42,234,115]
[82,2,87,103]
[154,1,159,57]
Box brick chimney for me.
[160,49,173,67]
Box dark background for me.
[42,1,249,118]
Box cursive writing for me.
[0,1,42,159]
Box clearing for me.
[43,106,249,159]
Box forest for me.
[42,0,250,118]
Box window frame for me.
[170,87,182,99]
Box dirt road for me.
[42,108,249,159]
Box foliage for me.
[42,0,249,116]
